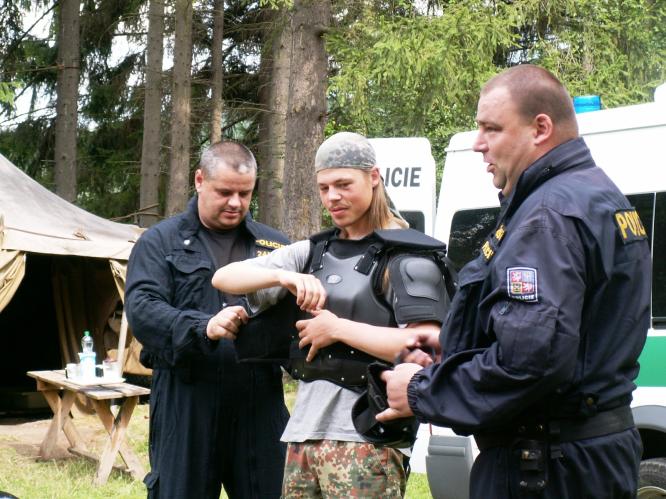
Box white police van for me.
[426,86,666,498]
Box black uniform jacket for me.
[407,138,651,434]
[125,196,290,372]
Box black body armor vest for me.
[289,228,455,389]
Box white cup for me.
[65,363,78,379]
[103,360,120,378]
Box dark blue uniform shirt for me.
[408,137,651,433]
[126,196,289,370]
[125,196,291,499]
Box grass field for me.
[0,381,432,498]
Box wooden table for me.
[26,369,150,485]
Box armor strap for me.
[434,250,458,300]
[309,239,328,273]
[354,243,383,275]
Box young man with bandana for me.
[213,132,451,497]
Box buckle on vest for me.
[354,244,382,275]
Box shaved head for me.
[200,140,257,178]
[482,65,579,140]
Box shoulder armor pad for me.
[388,254,448,324]
[394,257,443,301]
[374,228,447,251]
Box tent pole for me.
[117,310,128,375]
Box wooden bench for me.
[26,369,150,485]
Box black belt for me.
[474,405,634,451]
[289,357,369,390]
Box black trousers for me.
[470,427,641,499]
[144,364,289,499]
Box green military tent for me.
[0,153,146,412]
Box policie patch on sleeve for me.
[506,267,538,302]
[614,209,648,244]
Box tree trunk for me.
[166,0,193,217]
[282,0,330,241]
[139,0,165,227]
[54,0,80,203]
[210,0,224,144]
[257,9,290,229]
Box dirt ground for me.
[0,405,147,461]
[0,415,73,459]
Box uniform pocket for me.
[442,257,492,354]
[443,279,488,353]
[167,253,211,274]
[493,302,559,376]
[166,252,212,305]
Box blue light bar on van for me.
[573,95,601,113]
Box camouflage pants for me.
[281,440,406,498]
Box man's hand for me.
[375,363,423,422]
[206,305,248,341]
[396,329,442,366]
[296,309,341,362]
[278,270,327,311]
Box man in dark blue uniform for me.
[378,65,651,498]
[125,141,290,499]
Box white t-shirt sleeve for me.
[245,239,311,314]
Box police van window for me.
[400,211,425,234]
[651,192,665,327]
[448,207,500,270]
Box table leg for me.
[39,389,88,458]
[91,397,145,485]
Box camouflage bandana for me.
[315,132,376,172]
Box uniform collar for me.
[503,137,594,218]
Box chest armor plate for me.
[288,243,394,388]
[312,251,395,327]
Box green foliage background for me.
[326,0,666,170]
[0,0,665,219]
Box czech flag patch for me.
[506,267,538,302]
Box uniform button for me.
[183,239,191,245]
[522,450,530,459]
[537,424,544,432]
[519,481,528,488]
[586,397,595,406]
[350,350,355,354]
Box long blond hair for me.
[367,174,409,230]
